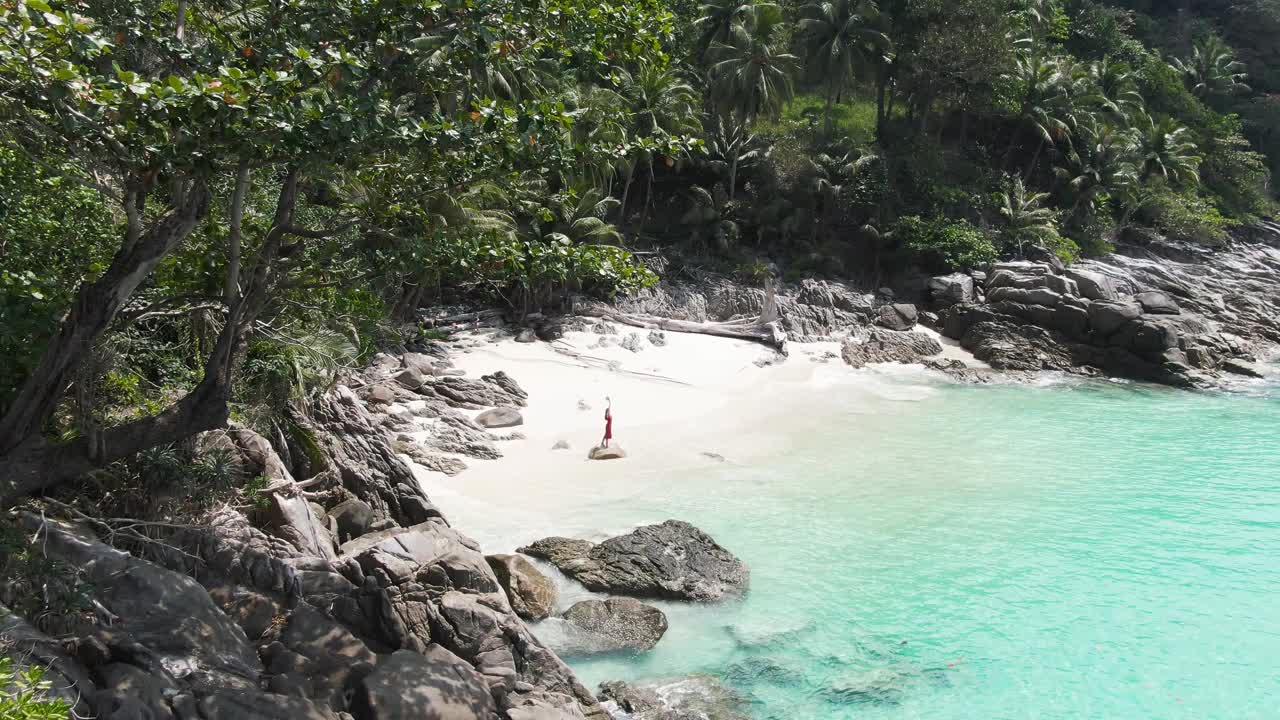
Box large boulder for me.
[559,598,668,653]
[1065,268,1119,301]
[927,273,975,305]
[475,406,524,429]
[840,329,943,369]
[486,554,558,621]
[1134,290,1181,315]
[1087,300,1143,337]
[519,520,748,602]
[349,647,494,720]
[875,303,918,331]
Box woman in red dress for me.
[601,397,613,447]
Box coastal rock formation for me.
[519,520,749,602]
[936,226,1280,387]
[876,303,919,331]
[1,363,610,720]
[613,276,872,341]
[560,598,668,652]
[840,328,943,368]
[487,554,558,621]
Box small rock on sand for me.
[475,407,524,428]
[589,445,626,460]
[552,440,570,450]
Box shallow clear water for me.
[557,377,1280,720]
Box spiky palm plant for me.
[703,113,766,199]
[1055,116,1139,218]
[1004,52,1075,177]
[1134,114,1201,184]
[1169,36,1251,98]
[708,16,799,124]
[1090,58,1145,125]
[615,59,701,218]
[694,0,776,59]
[999,177,1059,255]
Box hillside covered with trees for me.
[1,0,1278,500]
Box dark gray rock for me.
[598,676,750,720]
[1222,358,1267,378]
[519,520,748,602]
[1087,300,1143,337]
[876,303,918,331]
[620,333,646,353]
[330,499,376,543]
[561,598,668,653]
[647,330,668,347]
[840,329,943,369]
[1066,268,1119,301]
[309,387,443,527]
[486,554,557,621]
[588,445,627,460]
[1134,290,1181,315]
[349,646,495,719]
[199,690,339,720]
[516,328,538,343]
[475,406,524,429]
[928,273,975,305]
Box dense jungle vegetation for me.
[0,0,1277,505]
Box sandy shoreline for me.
[405,322,980,553]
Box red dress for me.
[604,411,613,440]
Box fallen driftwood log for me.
[577,303,788,353]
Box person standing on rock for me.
[601,397,613,448]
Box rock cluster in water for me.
[520,520,750,602]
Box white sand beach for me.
[408,323,977,552]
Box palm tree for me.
[1169,36,1251,98]
[694,0,776,59]
[563,83,629,192]
[797,0,890,134]
[703,114,765,200]
[1003,53,1075,178]
[1090,58,1144,125]
[708,16,799,124]
[616,59,700,219]
[548,188,624,244]
[1055,116,1138,218]
[999,177,1059,255]
[1134,114,1200,183]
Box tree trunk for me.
[1024,138,1046,181]
[0,180,209,456]
[728,154,739,201]
[825,92,836,137]
[619,162,635,220]
[1004,124,1026,170]
[875,72,888,142]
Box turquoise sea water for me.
[561,377,1280,720]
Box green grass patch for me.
[755,92,880,146]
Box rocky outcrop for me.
[486,554,557,621]
[841,328,943,368]
[560,598,668,653]
[875,303,918,331]
[612,276,872,341]
[936,226,1280,386]
[597,676,751,720]
[519,521,748,602]
[350,647,495,720]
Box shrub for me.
[895,216,998,272]
[1147,183,1238,245]
[0,657,72,720]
